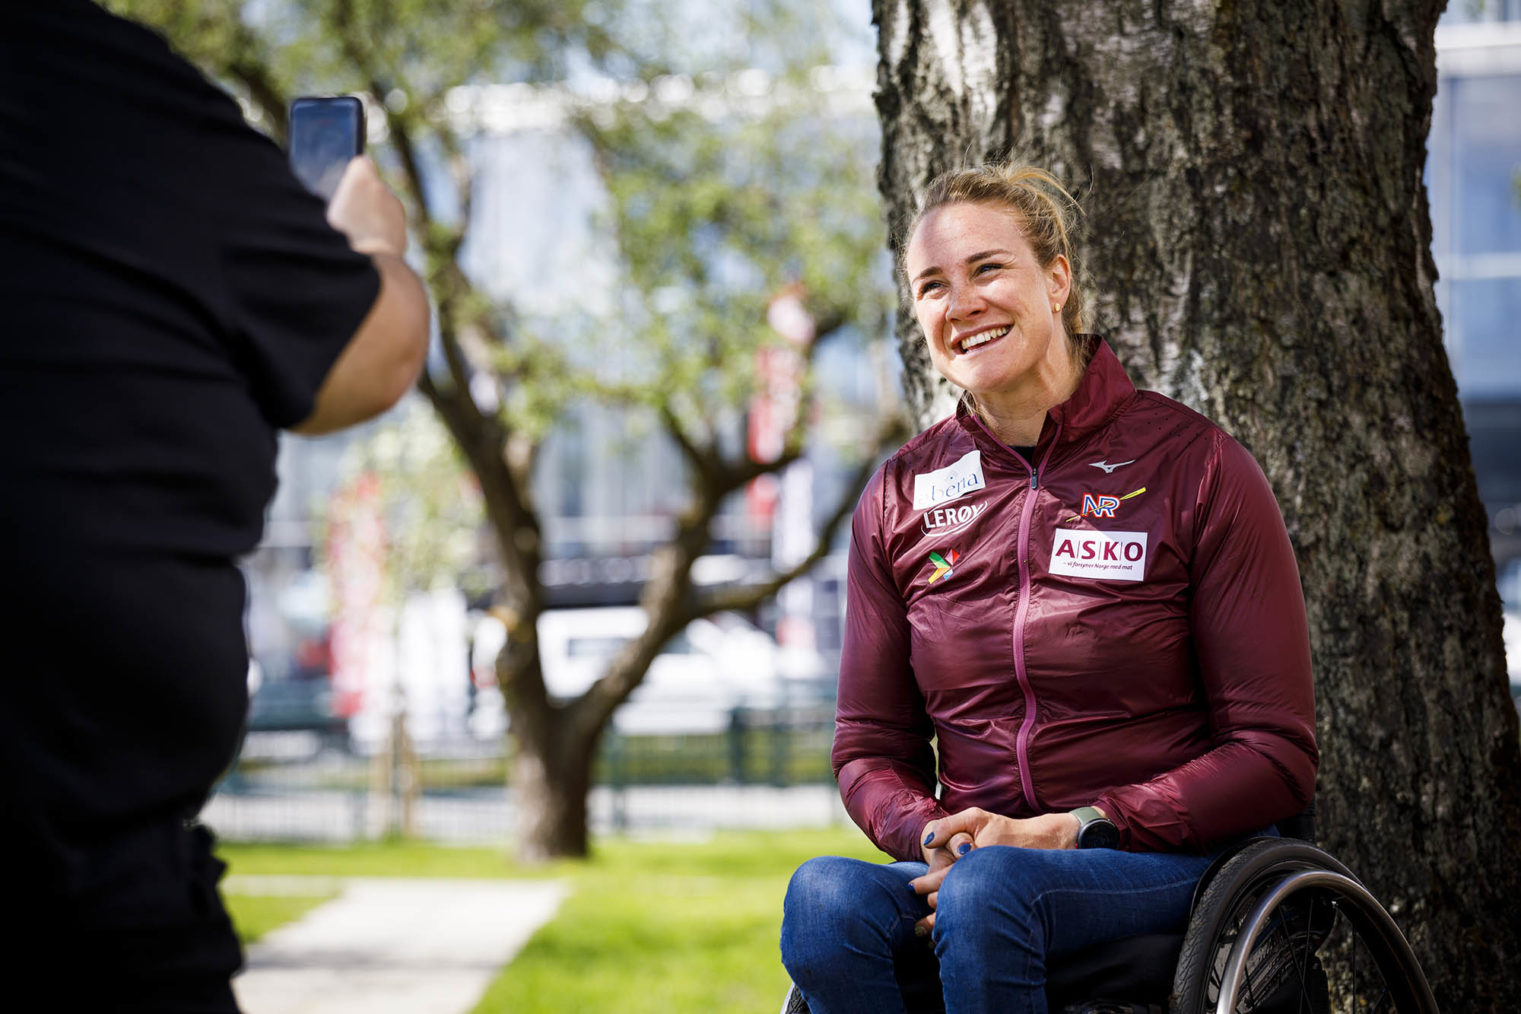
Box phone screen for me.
[288,96,365,201]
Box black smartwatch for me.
[1071,806,1120,850]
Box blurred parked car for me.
[530,607,823,734]
[245,674,344,735]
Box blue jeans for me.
[780,847,1216,1014]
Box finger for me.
[947,831,974,858]
[922,813,972,850]
[909,866,949,895]
[920,820,940,860]
[915,911,937,936]
[925,807,991,851]
[325,157,373,217]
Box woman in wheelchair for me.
[779,163,1320,1014]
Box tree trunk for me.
[874,0,1521,1004]
[509,718,597,861]
[498,634,600,860]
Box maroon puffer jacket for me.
[834,339,1318,861]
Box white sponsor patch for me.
[1050,530,1149,582]
[912,450,986,510]
[921,501,987,537]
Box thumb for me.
[327,156,408,258]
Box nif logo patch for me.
[927,550,960,584]
[1050,531,1148,582]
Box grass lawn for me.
[470,829,886,1014]
[224,892,337,944]
[220,839,537,879]
[215,827,886,1013]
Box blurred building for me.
[244,9,1521,720]
[240,69,886,731]
[1431,5,1521,603]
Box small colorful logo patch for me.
[927,549,960,584]
[1082,493,1120,518]
[1065,487,1146,525]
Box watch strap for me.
[1071,805,1106,825]
[1071,805,1120,849]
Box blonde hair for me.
[905,163,1087,338]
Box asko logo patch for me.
[1050,530,1149,582]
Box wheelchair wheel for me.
[1170,839,1437,1014]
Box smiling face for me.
[905,201,1073,407]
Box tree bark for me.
[509,723,597,861]
[874,0,1521,1003]
[498,645,602,861]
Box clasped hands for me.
[910,807,1082,935]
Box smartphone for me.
[287,95,366,201]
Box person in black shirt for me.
[0,2,431,1009]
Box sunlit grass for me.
[218,839,535,879]
[225,892,337,944]
[214,828,888,1012]
[470,829,886,1014]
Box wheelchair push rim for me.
[1172,838,1437,1014]
[1210,869,1438,1014]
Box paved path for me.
[229,875,566,1014]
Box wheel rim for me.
[1205,870,1436,1014]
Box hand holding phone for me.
[287,95,365,201]
[326,157,408,259]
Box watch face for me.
[1078,818,1120,850]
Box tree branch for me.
[419,366,544,616]
[374,97,434,227]
[658,403,715,478]
[693,411,908,618]
[228,57,289,136]
[434,119,476,251]
[328,0,431,225]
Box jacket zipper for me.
[1011,435,1056,811]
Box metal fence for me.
[202,704,846,843]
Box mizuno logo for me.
[1089,459,1136,474]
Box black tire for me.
[1170,839,1437,1014]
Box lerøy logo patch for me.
[912,450,985,510]
[921,501,987,537]
[1050,531,1148,582]
[927,550,960,584]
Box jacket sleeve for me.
[831,465,949,861]
[1096,432,1319,852]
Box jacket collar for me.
[954,336,1137,461]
